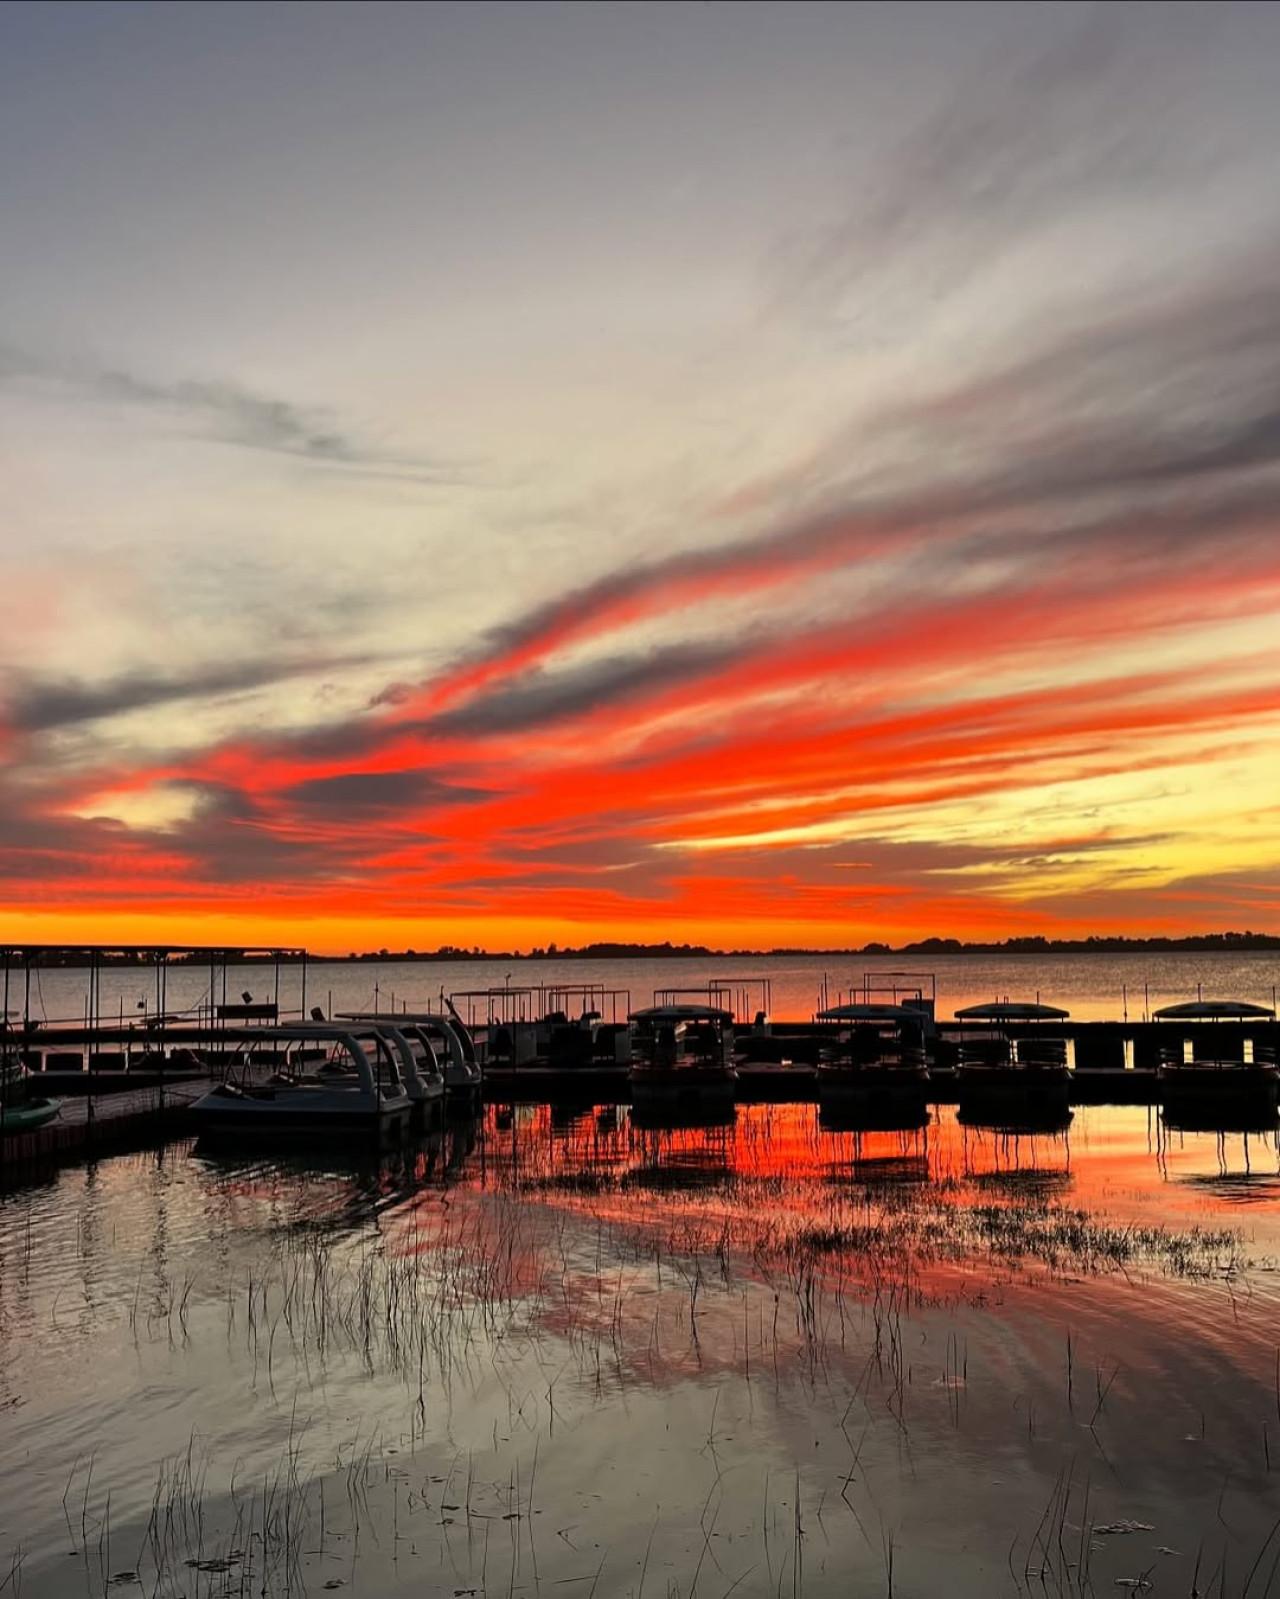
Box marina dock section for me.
[0,1076,213,1174]
[4,945,1278,1179]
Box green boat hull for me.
[0,1097,61,1133]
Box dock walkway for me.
[1,1077,210,1178]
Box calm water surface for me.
[4,1101,1280,1597]
[16,949,1280,1028]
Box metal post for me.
[2,949,9,1130]
[87,950,97,1127]
[157,955,165,1112]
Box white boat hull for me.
[191,1081,413,1141]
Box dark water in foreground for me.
[4,1103,1280,1597]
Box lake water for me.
[4,1096,1280,1597]
[11,949,1280,1029]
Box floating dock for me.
[0,1078,212,1179]
[6,1009,1273,1183]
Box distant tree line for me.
[7,930,1280,967]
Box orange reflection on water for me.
[469,1100,1280,1231]
[367,1101,1280,1434]
[433,1101,1280,1363]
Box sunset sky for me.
[4,1,1280,952]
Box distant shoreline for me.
[5,933,1279,966]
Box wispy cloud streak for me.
[0,344,455,479]
[770,6,1223,329]
[4,654,381,736]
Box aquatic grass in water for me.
[512,1158,1247,1289]
[3,1110,1280,1597]
[8,1196,1274,1598]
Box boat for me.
[189,1024,413,1141]
[304,1018,444,1125]
[340,1008,482,1110]
[386,1023,448,1114]
[0,1050,61,1134]
[953,1002,1072,1130]
[814,1003,931,1130]
[1153,1000,1279,1124]
[448,985,633,1077]
[628,1004,738,1121]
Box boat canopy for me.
[954,1001,1070,1021]
[338,1010,477,1068]
[817,1002,919,1023]
[346,1022,441,1099]
[1152,1000,1276,1020]
[629,1004,733,1024]
[225,1023,401,1097]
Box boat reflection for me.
[190,1113,485,1230]
[957,1104,1074,1137]
[818,1100,930,1135]
[176,1099,1280,1258]
[1159,1105,1280,1136]
[952,1119,1073,1198]
[818,1122,931,1186]
[628,1099,737,1133]
[466,1102,1082,1207]
[624,1127,735,1193]
[1155,1115,1280,1198]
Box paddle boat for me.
[341,1009,482,1111]
[303,1017,444,1125]
[628,1003,738,1122]
[814,1002,931,1130]
[190,1024,413,1142]
[1153,1000,1279,1127]
[953,1001,1072,1129]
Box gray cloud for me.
[451,242,1280,722]
[425,639,760,738]
[4,654,382,735]
[1024,860,1280,929]
[677,831,1181,892]
[25,234,1272,798]
[13,166,1280,892]
[283,770,490,813]
[0,343,454,480]
[907,267,1280,459]
[771,6,1224,330]
[432,828,1186,916]
[0,774,370,889]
